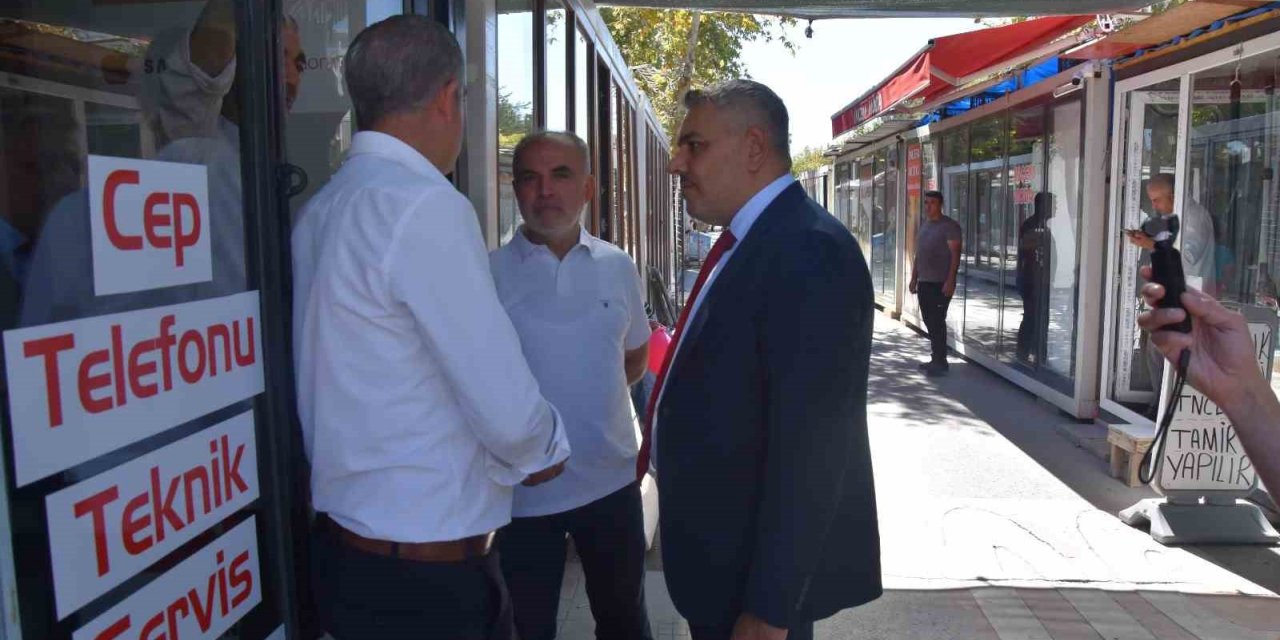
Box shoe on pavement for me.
[924,362,949,377]
[917,361,932,371]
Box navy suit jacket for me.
[656,182,881,629]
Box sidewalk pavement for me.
[555,313,1280,640]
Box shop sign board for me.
[2,291,264,486]
[88,155,212,296]
[45,412,259,619]
[1154,306,1275,496]
[71,516,262,640]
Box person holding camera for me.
[1138,268,1280,494]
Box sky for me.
[740,17,989,156]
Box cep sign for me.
[89,155,212,295]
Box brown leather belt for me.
[318,514,493,563]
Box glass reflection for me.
[1044,98,1082,383]
[498,0,535,246]
[1110,78,1181,416]
[940,127,970,341]
[1183,50,1280,397]
[546,0,568,131]
[966,115,1007,353]
[575,28,590,142]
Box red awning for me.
[831,15,1094,137]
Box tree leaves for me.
[791,145,828,175]
[601,9,796,138]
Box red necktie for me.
[636,229,738,480]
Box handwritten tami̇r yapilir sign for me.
[1154,309,1274,495]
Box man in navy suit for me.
[636,80,881,640]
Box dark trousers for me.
[311,519,514,640]
[917,282,952,364]
[497,482,654,640]
[689,620,814,640]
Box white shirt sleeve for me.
[624,261,650,351]
[386,190,570,485]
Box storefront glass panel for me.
[1044,98,1084,386]
[1109,78,1181,416]
[966,115,1008,354]
[574,28,591,143]
[545,0,568,132]
[1003,106,1045,366]
[872,146,898,306]
[857,159,874,260]
[940,127,970,341]
[1184,49,1280,393]
[835,161,854,231]
[0,1,306,636]
[498,0,535,246]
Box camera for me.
[1148,230,1192,333]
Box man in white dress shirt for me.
[292,16,569,639]
[489,131,654,640]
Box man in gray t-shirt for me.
[909,190,962,376]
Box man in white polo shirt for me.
[490,131,654,640]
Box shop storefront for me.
[1099,9,1280,427]
[0,1,672,638]
[919,72,1108,413]
[831,138,903,311]
[825,16,1110,418]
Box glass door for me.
[0,1,305,637]
[1106,78,1183,418]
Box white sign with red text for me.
[46,412,259,619]
[72,516,262,640]
[88,155,212,296]
[3,291,263,486]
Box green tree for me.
[498,87,533,149]
[600,9,797,138]
[791,146,827,175]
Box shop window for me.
[498,0,535,246]
[940,127,971,340]
[1002,106,1045,368]
[545,0,568,131]
[872,146,897,306]
[964,114,1008,355]
[1184,51,1280,393]
[835,162,853,233]
[1043,98,1083,387]
[574,28,591,146]
[0,1,319,635]
[857,159,874,260]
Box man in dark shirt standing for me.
[909,190,962,376]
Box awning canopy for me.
[1062,0,1273,60]
[825,114,919,157]
[593,0,1152,21]
[830,15,1094,137]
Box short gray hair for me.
[513,131,592,174]
[344,15,462,129]
[684,79,790,168]
[1146,173,1175,194]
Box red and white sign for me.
[46,412,259,619]
[72,516,262,640]
[3,291,263,486]
[1013,163,1037,184]
[88,155,212,296]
